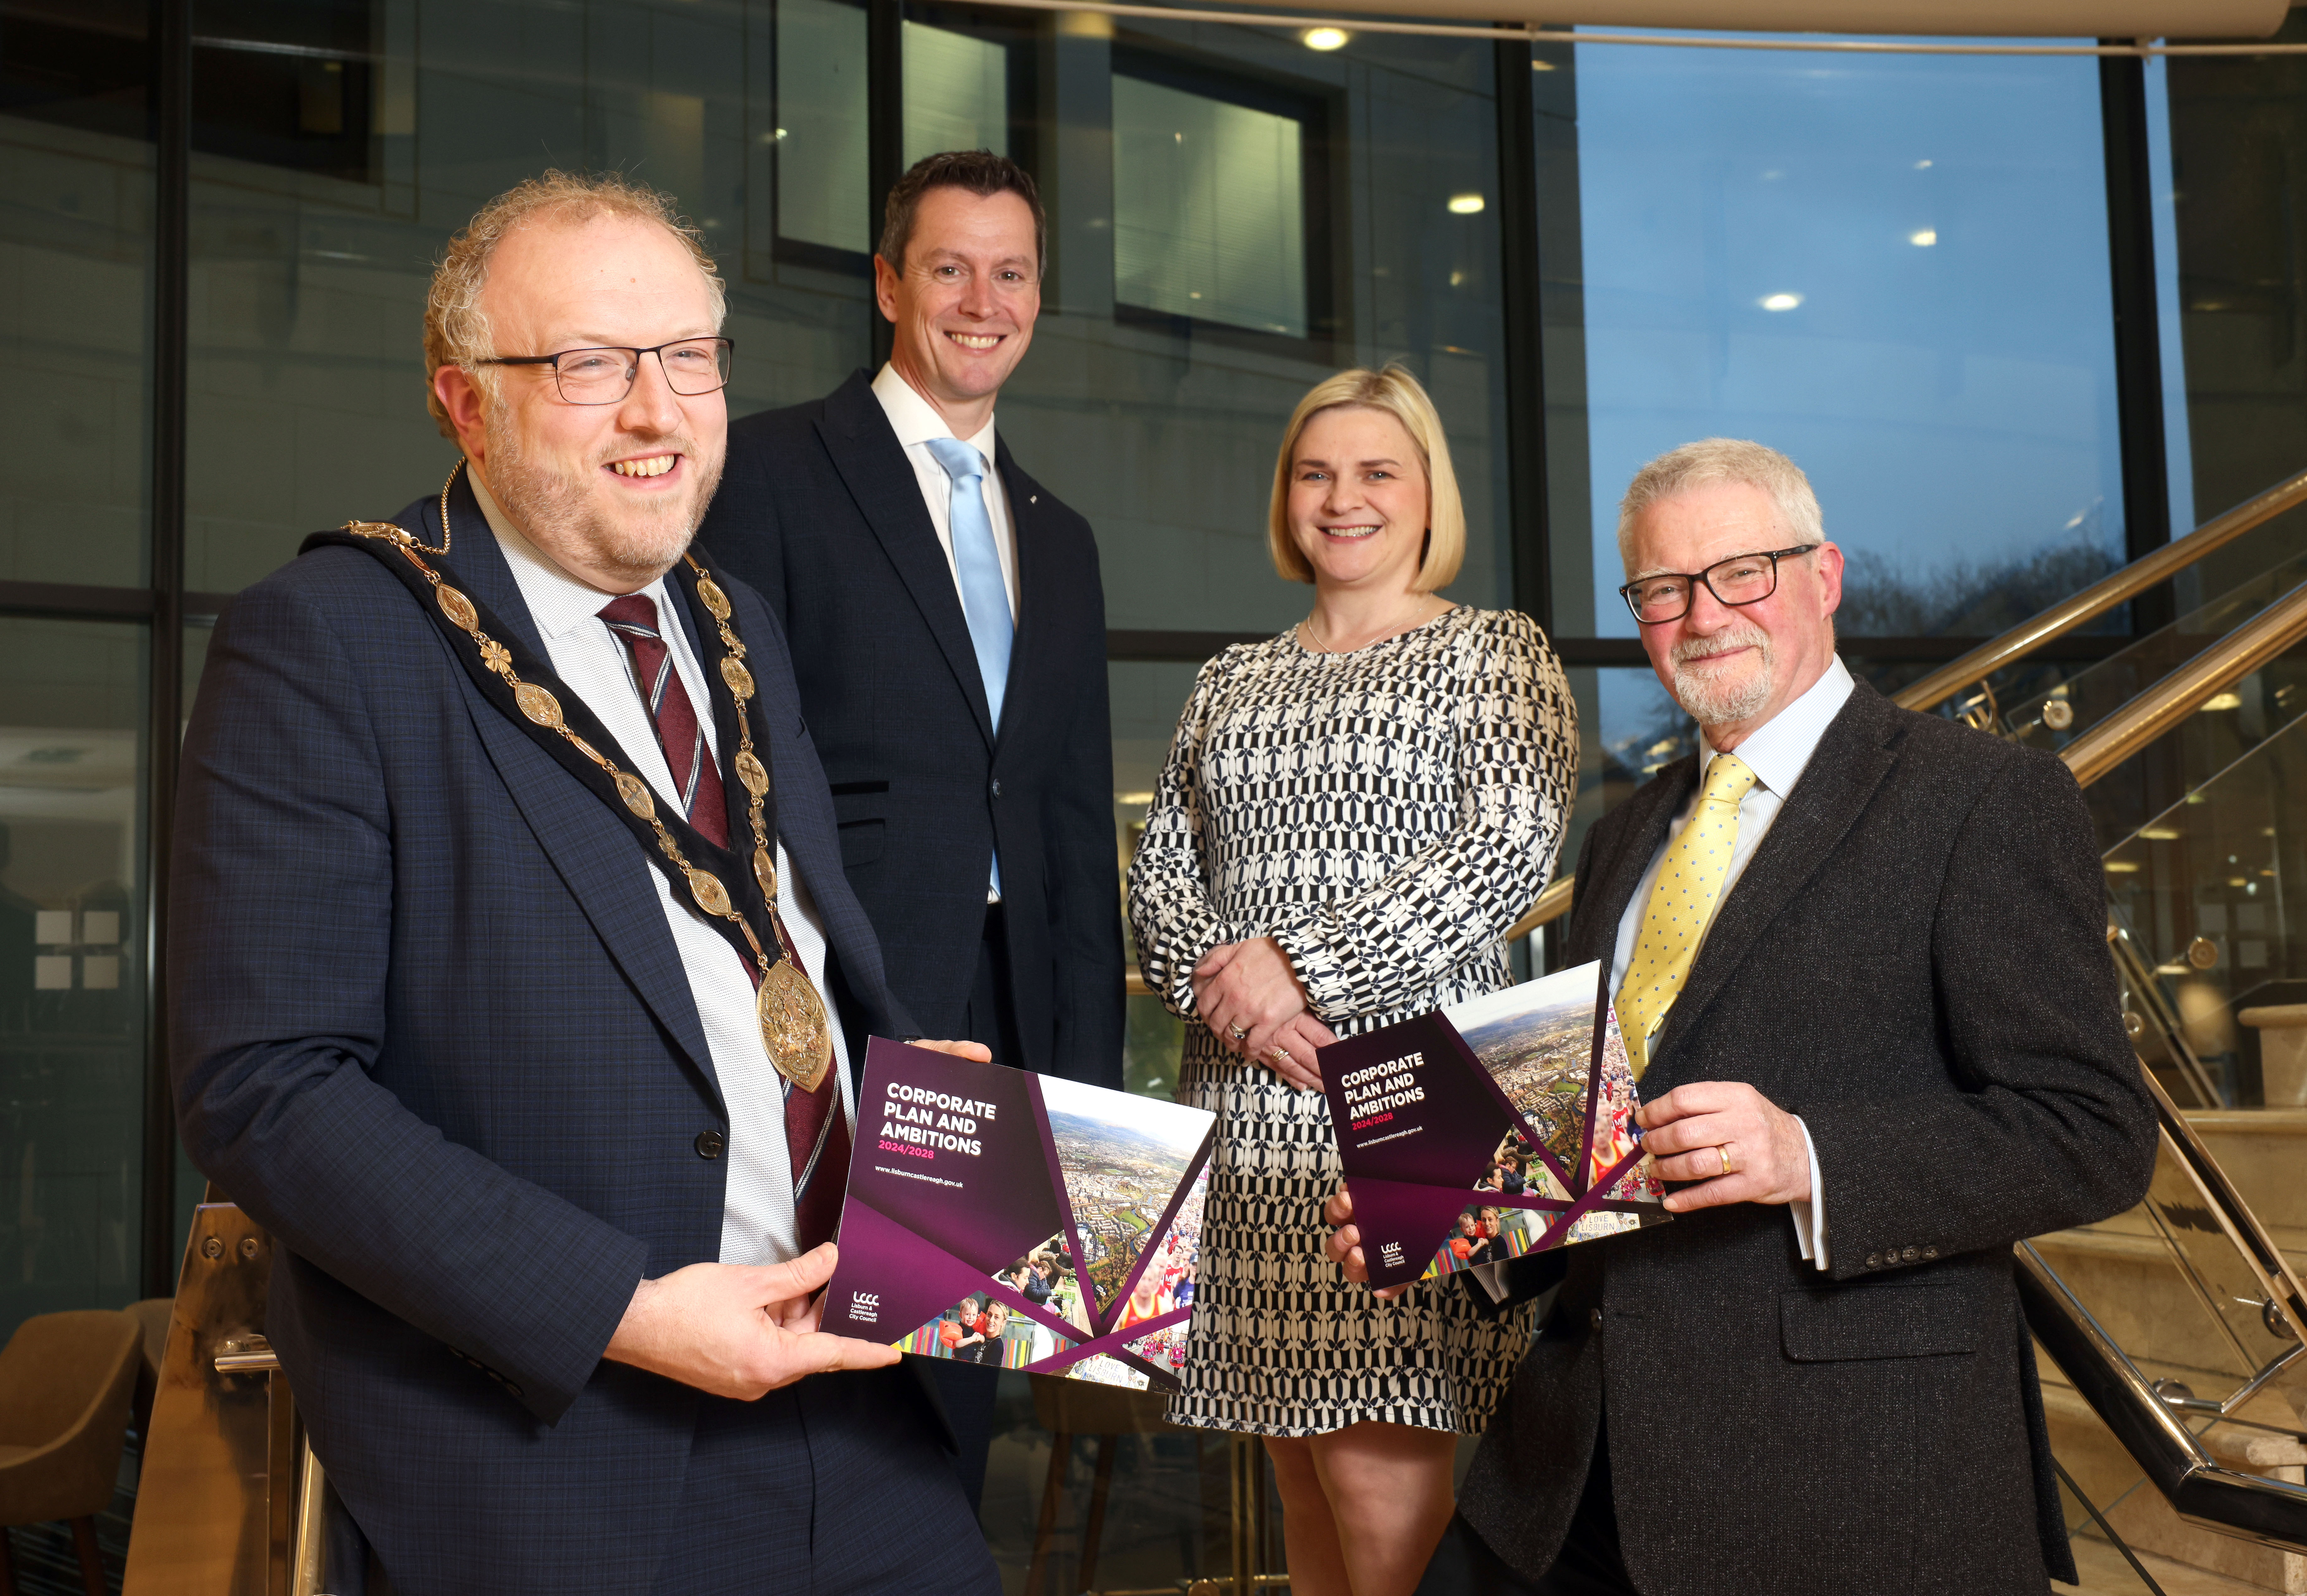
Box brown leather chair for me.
[123,1298,174,1444]
[0,1309,141,1596]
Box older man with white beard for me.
[171,172,1000,1595]
[1329,439,2155,1595]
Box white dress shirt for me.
[871,362,1020,622]
[471,472,853,1269]
[1609,654,1855,1270]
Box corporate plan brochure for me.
[820,1038,1215,1392]
[1317,960,1669,1292]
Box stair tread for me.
[2068,1534,2299,1595]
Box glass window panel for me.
[1004,21,1510,636]
[1111,72,1305,338]
[0,4,152,588]
[186,0,871,595]
[1110,660,1199,1100]
[777,0,871,256]
[2164,11,2307,607]
[1548,36,2126,642]
[903,22,1009,168]
[0,617,148,1334]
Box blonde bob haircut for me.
[1267,364,1466,592]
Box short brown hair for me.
[423,170,726,438]
[1267,365,1467,593]
[878,150,1045,275]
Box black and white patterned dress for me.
[1128,605,1577,1436]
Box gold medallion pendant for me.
[612,772,656,820]
[436,586,479,631]
[758,959,833,1091]
[734,749,769,797]
[687,869,733,917]
[514,683,564,728]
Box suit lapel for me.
[1570,757,1697,969]
[1644,687,1899,1080]
[818,371,996,747]
[439,479,724,1106]
[993,441,1040,749]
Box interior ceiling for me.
[1240,0,2289,35]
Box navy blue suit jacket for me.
[698,371,1124,1088]
[170,478,980,1593]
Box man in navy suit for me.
[171,171,999,1595]
[698,149,1125,1505]
[698,151,1122,1093]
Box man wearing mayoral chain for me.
[1328,441,2158,1595]
[171,172,999,1594]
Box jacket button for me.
[695,1130,725,1160]
[1901,1246,1920,1263]
[1589,1307,1603,1332]
[1921,1246,1938,1261]
[1865,1252,1882,1269]
[991,778,1003,798]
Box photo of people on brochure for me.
[821,1040,1218,1393]
[1317,961,1671,1290]
[1441,969,1668,1244]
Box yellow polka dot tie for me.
[1615,753,1759,1080]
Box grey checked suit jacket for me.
[170,477,988,1595]
[1457,680,2158,1596]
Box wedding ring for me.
[1718,1144,1735,1178]
[1272,1046,1293,1064]
[1228,1023,1249,1041]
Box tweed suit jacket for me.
[170,478,984,1596]
[1456,680,2157,1596]
[697,370,1124,1088]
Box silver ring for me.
[1228,1023,1249,1041]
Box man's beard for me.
[483,407,724,589]
[1670,620,1776,726]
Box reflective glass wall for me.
[1534,32,2133,861]
[0,1,158,1331]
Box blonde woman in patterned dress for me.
[1127,365,1576,1596]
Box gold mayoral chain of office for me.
[324,463,833,1092]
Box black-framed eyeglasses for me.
[1618,544,1818,625]
[479,338,735,404]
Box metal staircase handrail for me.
[1900,466,2307,716]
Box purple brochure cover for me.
[1319,960,1669,1291]
[821,1038,1215,1392]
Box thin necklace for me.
[1302,593,1441,654]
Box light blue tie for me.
[927,436,1012,898]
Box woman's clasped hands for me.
[1192,935,1338,1092]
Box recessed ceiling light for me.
[1532,58,1556,71]
[1448,193,1485,215]
[1760,292,1803,312]
[1303,26,1348,50]
[1909,229,1937,246]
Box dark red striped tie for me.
[599,594,851,1251]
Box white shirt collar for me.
[871,361,998,463]
[1698,653,1855,800]
[468,467,676,642]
